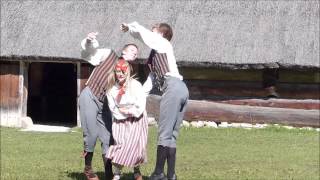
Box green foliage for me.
[1,126,319,180]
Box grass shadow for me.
[67,171,149,180]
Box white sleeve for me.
[128,81,146,118]
[142,73,154,96]
[127,21,170,53]
[80,38,111,66]
[106,93,115,112]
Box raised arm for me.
[80,32,111,66]
[121,22,170,53]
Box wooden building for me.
[1,1,319,127]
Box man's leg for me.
[79,87,100,180]
[166,80,189,180]
[99,97,113,180]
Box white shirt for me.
[106,79,146,120]
[127,21,183,95]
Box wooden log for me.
[146,95,320,127]
[217,99,320,110]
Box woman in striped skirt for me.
[105,59,148,180]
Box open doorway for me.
[27,62,77,126]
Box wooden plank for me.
[180,68,262,81]
[279,69,320,83]
[80,63,92,91]
[0,62,20,126]
[0,62,8,125]
[217,99,320,110]
[146,95,320,127]
[185,80,320,100]
[179,67,319,83]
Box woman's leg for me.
[112,164,122,180]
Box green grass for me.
[1,126,319,180]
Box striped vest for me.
[147,49,170,89]
[86,51,118,101]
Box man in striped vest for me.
[121,22,189,180]
[79,32,138,180]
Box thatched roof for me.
[1,0,319,69]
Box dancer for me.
[105,59,148,180]
[79,32,138,180]
[121,22,189,180]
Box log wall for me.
[0,61,21,126]
[180,67,320,100]
[146,95,320,127]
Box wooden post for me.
[18,61,24,127]
[76,62,81,127]
[22,62,28,117]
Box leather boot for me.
[103,154,113,180]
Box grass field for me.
[1,126,319,180]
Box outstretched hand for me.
[86,32,98,41]
[120,23,129,32]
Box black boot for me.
[149,172,168,180]
[83,151,99,180]
[167,148,177,180]
[102,154,113,180]
[149,145,168,180]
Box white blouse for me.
[106,79,146,120]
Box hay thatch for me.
[1,0,319,69]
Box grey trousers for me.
[79,86,111,154]
[158,76,189,148]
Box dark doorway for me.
[27,62,77,126]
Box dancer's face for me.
[115,60,129,84]
[122,45,138,61]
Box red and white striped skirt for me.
[106,111,148,167]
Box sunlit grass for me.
[1,126,319,180]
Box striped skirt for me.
[106,111,148,167]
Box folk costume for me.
[106,59,148,180]
[79,37,119,180]
[127,22,189,180]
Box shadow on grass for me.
[68,171,149,180]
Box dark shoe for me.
[134,172,143,180]
[149,172,168,180]
[167,174,177,180]
[84,165,99,180]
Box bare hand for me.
[87,32,98,41]
[120,23,129,32]
[119,107,130,115]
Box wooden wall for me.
[80,63,93,91]
[180,67,320,100]
[0,61,21,126]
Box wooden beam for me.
[186,80,320,99]
[146,95,320,127]
[217,99,320,110]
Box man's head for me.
[121,43,138,61]
[152,23,173,41]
